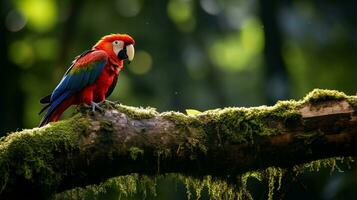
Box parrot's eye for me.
[112,40,124,55]
[112,40,123,46]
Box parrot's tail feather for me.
[38,104,51,115]
[39,92,74,127]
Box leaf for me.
[186,109,202,116]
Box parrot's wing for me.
[40,50,93,104]
[50,50,108,102]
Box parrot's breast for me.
[93,64,119,102]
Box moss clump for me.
[55,171,268,200]
[347,96,357,110]
[200,99,301,144]
[161,111,196,125]
[54,156,351,200]
[129,147,144,160]
[115,104,158,119]
[161,111,208,156]
[302,89,347,104]
[160,98,302,151]
[0,115,89,196]
[265,167,284,200]
[293,157,354,174]
[54,174,157,199]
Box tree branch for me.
[1,89,357,198]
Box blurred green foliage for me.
[1,0,357,199]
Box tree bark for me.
[0,89,356,199]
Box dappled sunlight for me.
[108,74,131,102]
[14,0,57,32]
[115,0,142,17]
[283,41,309,95]
[183,44,207,80]
[129,50,153,75]
[209,18,263,71]
[167,0,196,32]
[9,39,34,67]
[5,9,27,32]
[199,0,223,15]
[33,37,59,61]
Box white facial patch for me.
[112,40,124,55]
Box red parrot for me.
[39,34,135,127]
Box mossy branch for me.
[1,89,357,199]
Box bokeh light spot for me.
[241,18,264,55]
[34,38,58,61]
[108,74,131,100]
[116,0,142,17]
[209,17,264,71]
[130,51,153,75]
[183,45,207,80]
[199,0,223,15]
[5,9,27,32]
[9,40,35,68]
[167,0,195,32]
[15,0,57,32]
[167,0,193,23]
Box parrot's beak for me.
[117,44,135,63]
[126,44,135,63]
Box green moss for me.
[2,89,354,198]
[302,89,347,104]
[161,111,208,157]
[54,174,157,199]
[293,157,354,174]
[265,167,284,200]
[97,120,115,143]
[59,173,249,200]
[55,156,351,200]
[161,111,194,125]
[347,96,357,110]
[115,104,158,119]
[160,102,300,161]
[200,99,301,145]
[129,147,144,160]
[174,175,236,200]
[182,167,275,200]
[0,116,89,196]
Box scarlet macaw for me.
[39,34,135,127]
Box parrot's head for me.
[93,34,135,65]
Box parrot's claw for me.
[104,100,115,104]
[101,100,117,109]
[91,102,104,112]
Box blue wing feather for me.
[50,50,108,102]
[81,71,90,89]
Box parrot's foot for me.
[91,102,104,112]
[104,100,116,104]
[101,100,117,109]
